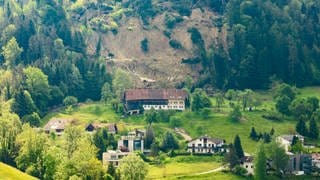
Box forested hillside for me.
[1,0,320,95]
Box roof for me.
[124,89,188,101]
[241,156,254,163]
[279,134,304,142]
[85,123,118,132]
[189,135,224,144]
[43,118,72,131]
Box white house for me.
[102,150,130,167]
[276,134,304,152]
[187,135,226,154]
[240,156,254,175]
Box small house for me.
[85,123,118,134]
[187,135,226,154]
[276,134,304,152]
[43,118,74,136]
[240,156,254,175]
[102,150,130,167]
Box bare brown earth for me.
[86,8,226,87]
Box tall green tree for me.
[255,145,267,180]
[161,132,179,152]
[296,119,308,136]
[234,135,244,159]
[267,142,289,175]
[1,37,23,68]
[23,67,50,113]
[118,153,148,180]
[309,118,319,139]
[15,124,48,178]
[191,89,212,112]
[145,125,155,149]
[12,89,38,118]
[0,100,21,165]
[112,69,133,98]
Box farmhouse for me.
[276,134,304,152]
[43,118,74,136]
[118,129,145,152]
[187,135,226,154]
[123,89,188,115]
[102,150,130,167]
[240,155,254,175]
[85,123,118,134]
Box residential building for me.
[276,134,304,152]
[123,89,188,115]
[118,129,145,152]
[102,150,130,167]
[240,156,254,175]
[43,118,74,136]
[286,154,312,175]
[85,123,118,134]
[187,135,226,154]
[312,153,320,169]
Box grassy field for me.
[0,163,37,180]
[178,171,247,180]
[42,87,320,178]
[147,156,223,179]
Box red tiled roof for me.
[124,89,187,101]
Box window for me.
[246,165,248,168]
[198,144,202,147]
[251,166,253,168]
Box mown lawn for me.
[147,155,223,179]
[0,163,37,180]
[177,171,247,180]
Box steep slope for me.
[80,5,226,87]
[0,163,37,180]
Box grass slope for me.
[0,163,37,180]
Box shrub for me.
[164,13,183,29]
[141,38,149,53]
[169,39,183,49]
[169,117,182,128]
[63,96,78,106]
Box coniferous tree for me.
[270,128,275,136]
[250,127,258,140]
[161,132,179,152]
[225,143,239,169]
[296,119,308,136]
[145,125,155,149]
[309,118,319,139]
[234,135,244,159]
[12,89,38,118]
[255,145,267,180]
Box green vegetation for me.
[0,162,37,180]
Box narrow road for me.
[192,165,227,175]
[174,128,192,141]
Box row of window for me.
[142,105,185,109]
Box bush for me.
[164,13,183,29]
[229,105,242,122]
[163,30,171,38]
[169,117,182,128]
[233,165,248,176]
[63,96,78,106]
[22,112,41,127]
[169,39,183,49]
[141,38,149,53]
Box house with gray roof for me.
[187,135,227,154]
